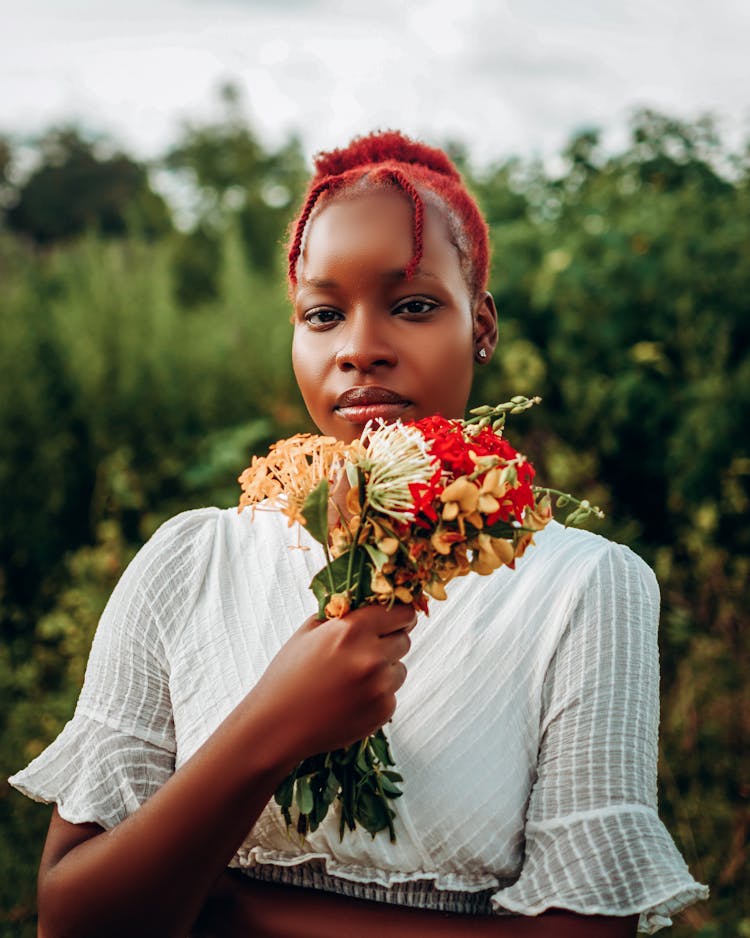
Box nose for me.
[335,311,398,373]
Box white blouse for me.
[9,507,707,932]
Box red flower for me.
[408,467,443,528]
[405,415,542,526]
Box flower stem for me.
[346,506,368,598]
[533,486,605,520]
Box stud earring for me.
[478,347,487,359]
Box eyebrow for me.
[298,268,438,289]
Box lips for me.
[335,386,408,408]
[334,386,411,424]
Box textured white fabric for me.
[9,508,707,932]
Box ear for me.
[472,291,498,364]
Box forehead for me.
[297,190,463,285]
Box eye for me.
[304,308,343,327]
[393,297,438,316]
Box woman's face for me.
[292,190,496,443]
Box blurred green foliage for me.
[0,107,747,936]
[5,127,172,244]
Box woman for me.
[10,131,707,937]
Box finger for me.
[375,604,418,637]
[380,629,411,662]
[389,660,408,692]
[401,613,418,635]
[339,604,412,636]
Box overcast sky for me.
[1,0,749,169]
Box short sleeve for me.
[491,542,709,933]
[8,508,219,830]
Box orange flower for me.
[325,592,351,618]
[237,433,352,527]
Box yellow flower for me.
[425,579,448,600]
[472,533,516,574]
[394,586,414,604]
[329,525,350,558]
[371,570,395,597]
[440,477,479,513]
[513,530,536,561]
[477,493,500,514]
[479,467,510,500]
[524,496,553,531]
[377,537,400,556]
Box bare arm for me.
[193,872,639,938]
[37,604,416,938]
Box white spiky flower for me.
[357,420,438,521]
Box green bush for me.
[2,111,748,934]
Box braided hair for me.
[287,131,490,300]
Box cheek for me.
[292,331,328,411]
[291,333,312,396]
[417,326,475,411]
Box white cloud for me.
[0,0,747,166]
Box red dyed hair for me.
[287,130,489,299]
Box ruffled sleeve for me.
[491,542,708,933]
[8,508,219,830]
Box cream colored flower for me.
[358,421,438,521]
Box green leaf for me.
[274,772,295,809]
[309,573,329,619]
[378,774,403,798]
[371,728,394,765]
[355,789,392,837]
[335,745,358,767]
[481,520,518,540]
[309,550,358,597]
[308,769,335,830]
[340,771,356,837]
[300,478,330,545]
[369,732,392,767]
[295,776,314,815]
[356,747,371,773]
[363,542,389,571]
[345,461,359,489]
[325,769,340,804]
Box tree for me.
[468,110,749,933]
[164,83,307,281]
[6,127,172,244]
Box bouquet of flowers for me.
[237,398,602,842]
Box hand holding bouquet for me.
[237,398,601,842]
